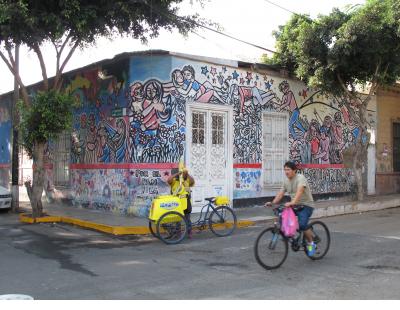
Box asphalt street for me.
[0,207,399,299]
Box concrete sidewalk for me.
[18,193,400,235]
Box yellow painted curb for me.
[19,214,61,224]
[237,220,255,228]
[19,213,256,236]
[113,226,150,235]
[19,214,36,224]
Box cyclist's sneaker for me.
[307,242,316,257]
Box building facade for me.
[375,83,400,194]
[0,51,377,216]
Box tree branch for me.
[54,34,72,77]
[0,49,30,106]
[58,34,72,60]
[54,39,80,91]
[5,43,16,68]
[336,73,359,103]
[0,48,15,74]
[59,39,80,73]
[32,44,49,91]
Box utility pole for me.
[11,44,20,213]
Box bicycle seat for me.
[205,197,216,202]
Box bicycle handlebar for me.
[265,203,303,214]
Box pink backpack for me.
[281,207,299,237]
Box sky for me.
[0,0,365,94]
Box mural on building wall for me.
[70,168,171,216]
[0,104,11,165]
[68,59,375,167]
[300,168,353,193]
[64,56,376,214]
[0,103,12,188]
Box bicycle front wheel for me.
[254,227,288,270]
[303,221,331,260]
[156,211,188,245]
[208,206,237,237]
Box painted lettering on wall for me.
[71,168,171,216]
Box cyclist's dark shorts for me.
[295,205,314,231]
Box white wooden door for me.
[263,113,288,187]
[187,107,231,211]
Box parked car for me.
[0,186,12,210]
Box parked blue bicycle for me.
[149,196,237,244]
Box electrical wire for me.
[263,0,315,23]
[145,1,276,54]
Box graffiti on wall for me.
[0,105,11,165]
[234,169,262,199]
[68,59,375,167]
[0,103,11,188]
[300,168,353,193]
[71,168,171,216]
[64,55,376,213]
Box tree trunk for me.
[352,101,369,201]
[26,141,46,218]
[353,148,364,201]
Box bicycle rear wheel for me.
[148,220,159,239]
[156,211,188,245]
[208,206,237,237]
[303,221,330,260]
[254,227,288,270]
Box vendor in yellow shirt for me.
[167,167,195,237]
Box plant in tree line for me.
[0,0,207,217]
[264,0,400,201]
[18,91,77,217]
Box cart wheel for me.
[156,211,188,245]
[148,221,159,239]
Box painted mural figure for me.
[315,126,330,164]
[279,80,306,139]
[141,80,170,131]
[308,120,320,164]
[109,118,128,162]
[84,113,98,163]
[227,83,277,116]
[171,66,224,103]
[97,123,111,163]
[129,82,144,113]
[77,114,89,163]
[338,101,360,142]
[332,112,345,163]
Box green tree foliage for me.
[18,91,77,158]
[0,0,206,216]
[0,0,204,97]
[270,0,400,95]
[267,0,400,200]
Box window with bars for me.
[394,123,400,172]
[53,132,71,186]
[18,145,33,185]
[211,113,224,145]
[192,112,206,145]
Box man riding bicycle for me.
[265,161,316,256]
